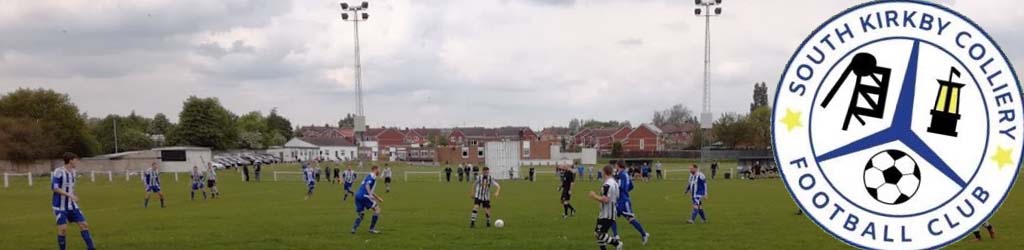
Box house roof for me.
[495,126,532,137]
[541,127,571,136]
[591,127,623,137]
[410,128,445,138]
[364,127,393,137]
[456,127,492,137]
[298,137,356,147]
[626,123,663,137]
[297,126,354,138]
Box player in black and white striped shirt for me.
[469,167,501,228]
[590,165,623,250]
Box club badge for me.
[773,1,1022,249]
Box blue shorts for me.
[191,182,203,190]
[616,200,635,218]
[307,183,316,192]
[692,196,703,206]
[355,196,377,213]
[146,185,161,193]
[344,182,353,191]
[54,209,86,225]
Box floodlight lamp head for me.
[695,8,702,15]
[342,13,349,20]
[341,2,349,10]
[361,1,369,9]
[362,13,369,20]
[714,7,721,15]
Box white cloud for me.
[1,0,1021,129]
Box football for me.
[863,149,921,205]
[494,219,505,228]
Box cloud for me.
[0,0,1022,129]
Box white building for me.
[87,146,212,172]
[274,137,358,162]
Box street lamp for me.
[340,1,369,135]
[695,0,722,162]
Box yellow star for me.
[780,108,803,132]
[991,146,1014,170]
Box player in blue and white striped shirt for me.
[190,165,206,201]
[303,162,317,200]
[52,152,96,250]
[685,164,709,224]
[143,162,165,208]
[342,166,358,200]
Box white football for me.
[494,219,505,228]
[863,150,921,205]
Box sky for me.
[1,0,1021,129]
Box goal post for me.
[404,171,442,182]
[532,170,556,181]
[273,171,303,182]
[3,172,33,188]
[663,169,690,181]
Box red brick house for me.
[540,127,572,143]
[658,123,699,148]
[363,127,407,148]
[448,127,495,146]
[622,124,663,152]
[495,126,537,141]
[404,128,445,145]
[573,128,593,146]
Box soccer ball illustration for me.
[494,219,505,228]
[863,150,921,205]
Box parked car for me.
[210,162,226,169]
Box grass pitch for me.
[0,161,1020,249]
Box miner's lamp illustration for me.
[927,67,965,137]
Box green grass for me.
[0,162,1021,249]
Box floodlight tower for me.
[695,0,722,162]
[340,1,369,136]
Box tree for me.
[235,111,267,149]
[266,108,293,140]
[149,113,173,135]
[568,118,581,133]
[611,141,624,158]
[91,115,154,154]
[0,88,99,157]
[338,113,355,128]
[582,119,631,129]
[712,113,748,148]
[0,117,60,162]
[747,106,772,149]
[751,82,769,112]
[176,96,238,150]
[652,104,696,126]
[428,134,449,146]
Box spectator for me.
[457,164,464,182]
[711,162,719,180]
[655,161,663,180]
[444,164,452,183]
[753,161,762,179]
[333,167,340,184]
[242,164,250,182]
[254,161,262,182]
